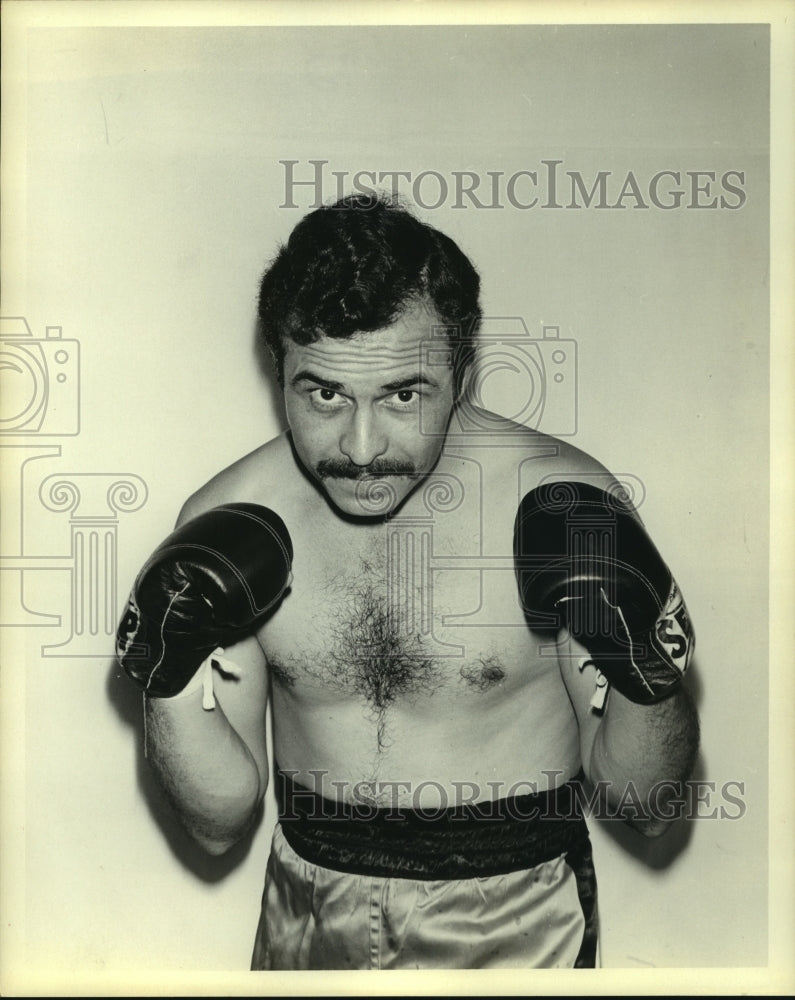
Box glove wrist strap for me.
[146,647,243,710]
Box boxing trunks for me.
[250,770,599,970]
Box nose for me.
[339,406,388,467]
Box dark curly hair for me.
[257,194,482,397]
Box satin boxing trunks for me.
[251,770,598,970]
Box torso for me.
[189,419,607,808]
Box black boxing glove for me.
[116,503,293,699]
[513,481,694,704]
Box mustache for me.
[316,458,418,480]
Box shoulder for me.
[176,432,295,526]
[447,406,622,496]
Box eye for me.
[308,387,348,411]
[387,389,418,409]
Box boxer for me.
[117,194,698,969]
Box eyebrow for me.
[290,371,346,392]
[290,370,439,392]
[382,374,439,391]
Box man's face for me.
[283,300,456,518]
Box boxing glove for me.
[513,481,694,704]
[116,503,293,698]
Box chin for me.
[322,476,415,520]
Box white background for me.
[2,4,792,996]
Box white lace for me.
[197,647,243,710]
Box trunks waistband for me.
[276,769,590,880]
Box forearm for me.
[143,687,265,854]
[559,633,699,835]
[588,683,700,833]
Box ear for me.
[454,348,475,403]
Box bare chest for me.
[257,506,539,711]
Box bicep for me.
[212,633,270,798]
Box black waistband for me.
[276,769,590,880]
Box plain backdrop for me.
[0,10,782,995]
